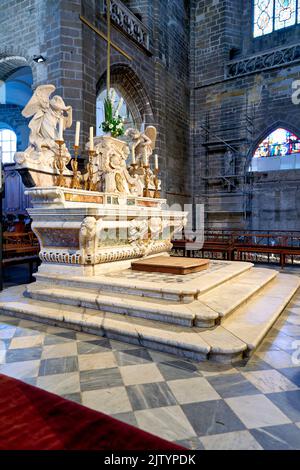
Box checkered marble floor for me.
[106,260,228,283]
[1,288,300,450]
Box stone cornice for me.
[226,43,300,79]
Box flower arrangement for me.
[101,92,125,138]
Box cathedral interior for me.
[1,0,300,453]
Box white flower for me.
[109,124,113,129]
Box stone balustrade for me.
[104,0,150,51]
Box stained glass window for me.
[254,0,274,37]
[275,0,297,30]
[0,128,17,164]
[253,0,300,37]
[253,128,300,158]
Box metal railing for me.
[172,229,300,267]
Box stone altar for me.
[25,186,187,276]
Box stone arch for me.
[0,46,39,85]
[0,56,33,153]
[96,63,154,129]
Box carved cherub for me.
[20,84,72,157]
[125,126,157,166]
[94,138,143,196]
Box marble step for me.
[27,267,278,329]
[0,286,212,361]
[0,272,299,363]
[197,268,277,325]
[26,284,219,327]
[222,273,300,353]
[34,260,253,302]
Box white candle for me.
[89,126,94,151]
[59,117,64,141]
[110,88,116,104]
[154,154,159,170]
[115,97,124,116]
[75,121,80,147]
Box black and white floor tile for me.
[1,292,300,449]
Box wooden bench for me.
[2,231,40,282]
[173,231,300,268]
[172,240,205,257]
[2,255,40,280]
[172,239,235,260]
[235,245,300,268]
[201,241,235,260]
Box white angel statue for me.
[125,126,157,166]
[15,84,72,169]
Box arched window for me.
[0,128,17,164]
[96,88,135,136]
[253,0,300,37]
[253,128,300,158]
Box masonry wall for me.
[1,0,191,208]
[4,0,300,229]
[93,0,191,205]
[191,0,300,231]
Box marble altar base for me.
[24,187,186,276]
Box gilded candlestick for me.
[54,139,66,187]
[71,145,81,189]
[130,162,138,177]
[154,167,160,198]
[143,164,151,198]
[85,149,96,191]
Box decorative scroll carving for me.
[128,219,149,243]
[226,44,300,79]
[39,251,81,264]
[39,240,172,265]
[25,188,65,204]
[105,0,150,51]
[92,135,144,195]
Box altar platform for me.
[1,259,299,364]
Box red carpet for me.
[0,374,185,450]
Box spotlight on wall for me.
[33,55,46,63]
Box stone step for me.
[222,273,300,353]
[26,283,219,327]
[34,260,253,302]
[0,286,212,361]
[197,268,277,325]
[27,267,278,329]
[1,272,299,363]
